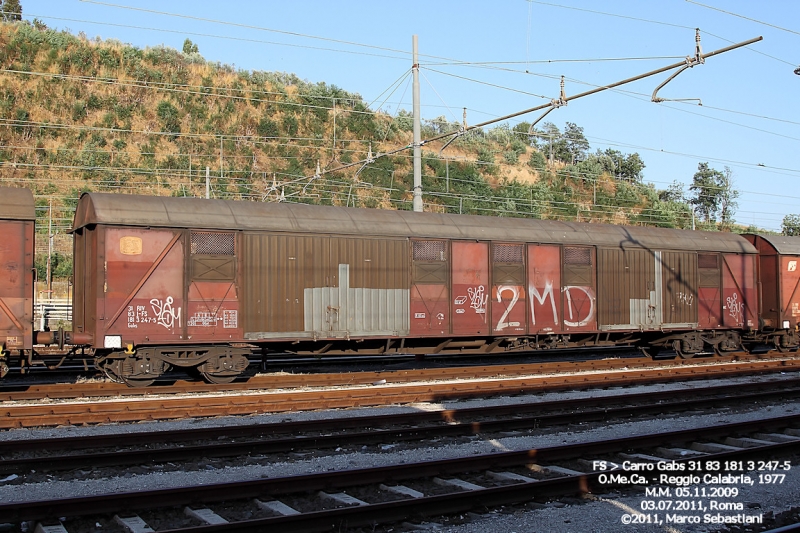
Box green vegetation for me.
[0,20,757,280]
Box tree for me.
[182,38,199,55]
[782,214,800,236]
[689,162,739,224]
[596,148,646,182]
[563,122,590,163]
[658,180,685,203]
[538,122,567,163]
[2,0,21,21]
[717,166,739,226]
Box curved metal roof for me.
[0,187,35,221]
[73,192,757,254]
[747,234,800,255]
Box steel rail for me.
[4,375,799,453]
[1,413,797,524]
[3,378,800,474]
[0,355,670,400]
[1,352,785,402]
[1,359,798,428]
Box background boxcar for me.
[744,234,800,349]
[0,187,35,376]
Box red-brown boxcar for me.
[743,234,800,349]
[0,187,35,377]
[72,192,759,384]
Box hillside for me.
[0,21,712,282]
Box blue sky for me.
[24,1,800,231]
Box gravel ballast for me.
[0,373,798,532]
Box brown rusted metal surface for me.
[451,241,489,335]
[241,234,408,339]
[721,253,757,329]
[1,358,797,428]
[745,234,800,329]
[186,230,242,342]
[242,233,326,334]
[491,243,526,335]
[528,244,561,333]
[410,239,449,335]
[698,252,722,327]
[561,246,596,332]
[599,249,703,331]
[661,251,698,325]
[0,188,34,353]
[74,193,758,254]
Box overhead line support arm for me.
[320,35,762,178]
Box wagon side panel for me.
[0,219,33,351]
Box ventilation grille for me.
[494,244,523,263]
[564,247,591,266]
[413,240,446,261]
[698,253,719,269]
[191,232,235,255]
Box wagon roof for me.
[0,187,35,221]
[74,192,756,254]
[747,234,800,255]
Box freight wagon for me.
[3,187,792,386]
[65,192,760,385]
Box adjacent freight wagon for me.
[0,188,35,377]
[744,234,800,349]
[68,192,760,385]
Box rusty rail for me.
[3,377,800,474]
[0,358,798,428]
[0,352,782,401]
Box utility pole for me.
[46,198,52,296]
[206,166,210,199]
[412,34,422,212]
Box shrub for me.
[282,115,298,136]
[156,100,181,136]
[257,117,279,138]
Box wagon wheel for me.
[199,371,237,385]
[195,350,249,385]
[673,340,693,359]
[99,358,157,388]
[775,340,792,353]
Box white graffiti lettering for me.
[467,285,488,316]
[495,285,522,330]
[150,296,181,330]
[528,280,559,326]
[726,293,744,324]
[563,286,595,328]
[678,292,694,306]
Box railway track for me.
[3,376,800,476]
[1,356,798,428]
[0,352,784,401]
[3,413,798,532]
